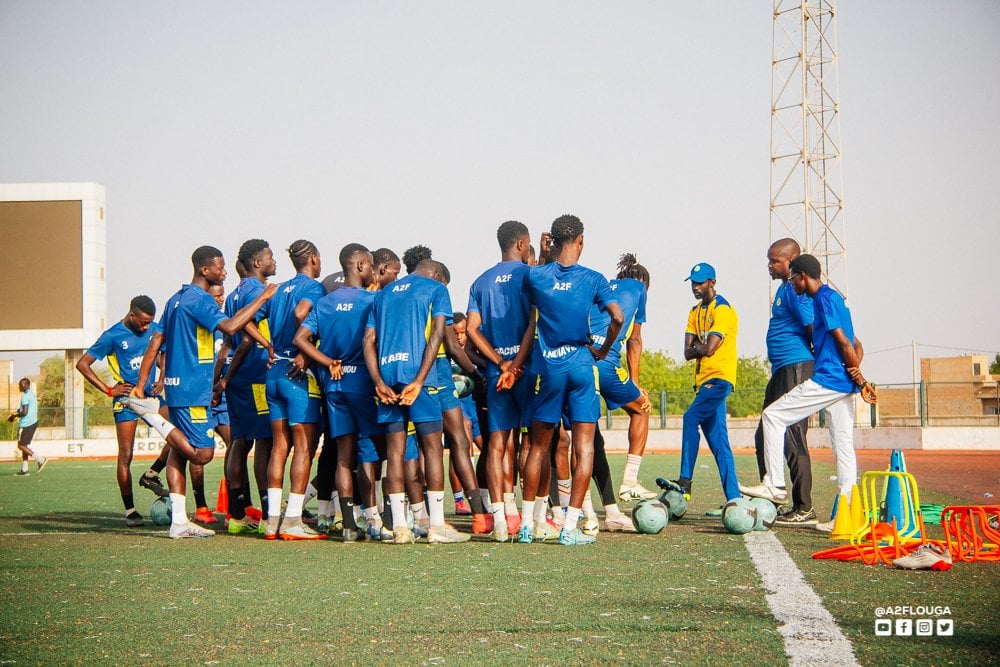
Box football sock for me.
[427,491,446,527]
[230,487,247,520]
[388,493,407,530]
[193,484,207,509]
[260,496,270,520]
[564,506,582,533]
[169,493,187,525]
[20,461,29,473]
[520,500,535,530]
[503,492,517,517]
[267,488,283,520]
[605,503,626,521]
[411,501,428,523]
[339,496,357,530]
[140,413,176,440]
[533,497,548,526]
[479,488,492,507]
[469,491,486,515]
[453,490,465,504]
[150,459,166,474]
[624,454,642,483]
[489,501,505,527]
[317,499,333,517]
[304,482,318,506]
[558,479,571,508]
[285,493,304,520]
[583,491,598,520]
[121,493,134,512]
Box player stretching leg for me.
[128,246,276,538]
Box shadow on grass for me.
[1,511,171,535]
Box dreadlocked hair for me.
[616,252,650,286]
[372,247,399,269]
[402,245,432,274]
[288,239,319,270]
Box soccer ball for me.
[721,498,758,535]
[748,497,778,531]
[150,497,172,526]
[452,374,474,399]
[658,489,688,520]
[631,499,669,534]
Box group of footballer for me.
[78,215,662,546]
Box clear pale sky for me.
[2,1,998,384]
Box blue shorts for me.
[266,361,321,426]
[113,394,163,424]
[326,390,380,439]
[357,435,384,464]
[597,361,642,411]
[168,406,217,449]
[378,384,442,426]
[485,371,536,433]
[433,358,462,412]
[460,396,480,440]
[532,364,601,425]
[405,432,419,461]
[226,382,272,441]
[209,404,230,430]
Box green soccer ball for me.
[659,490,688,520]
[150,497,172,526]
[631,499,669,534]
[721,498,757,535]
[748,497,778,531]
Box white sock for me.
[411,501,428,523]
[453,490,465,503]
[330,490,339,512]
[364,506,380,523]
[169,493,187,526]
[623,454,642,483]
[20,461,28,473]
[533,497,548,526]
[141,413,176,440]
[267,488,283,519]
[479,488,492,507]
[605,503,626,521]
[388,493,407,530]
[557,479,571,508]
[564,506,582,533]
[583,490,598,520]
[285,492,304,519]
[521,500,535,530]
[317,499,332,517]
[303,482,318,505]
[428,491,445,527]
[503,492,517,517]
[489,501,505,526]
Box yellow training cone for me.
[849,484,865,531]
[829,493,855,540]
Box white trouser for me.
[761,379,857,498]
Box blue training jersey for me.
[466,260,532,377]
[766,280,814,372]
[86,321,157,394]
[524,262,617,374]
[259,273,325,359]
[589,277,646,370]
[19,389,38,428]
[225,277,271,386]
[158,284,227,407]
[810,284,857,394]
[302,286,377,394]
[367,274,452,387]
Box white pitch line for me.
[744,530,859,667]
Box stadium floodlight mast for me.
[770,0,848,301]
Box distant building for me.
[879,355,999,424]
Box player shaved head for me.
[414,258,446,282]
[767,238,801,282]
[372,247,401,289]
[497,220,530,251]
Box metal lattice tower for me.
[770,0,848,299]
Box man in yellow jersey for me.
[662,263,740,502]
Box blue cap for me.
[685,263,716,283]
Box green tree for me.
[36,355,113,427]
[636,350,769,417]
[991,353,1000,375]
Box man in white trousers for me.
[740,253,876,531]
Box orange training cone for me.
[215,477,229,514]
[829,493,855,540]
[849,484,865,531]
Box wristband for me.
[106,386,114,397]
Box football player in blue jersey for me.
[258,240,327,540]
[293,243,381,541]
[364,259,470,544]
[215,239,277,533]
[77,296,161,526]
[519,215,625,546]
[371,248,402,290]
[128,246,276,538]
[466,220,536,541]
